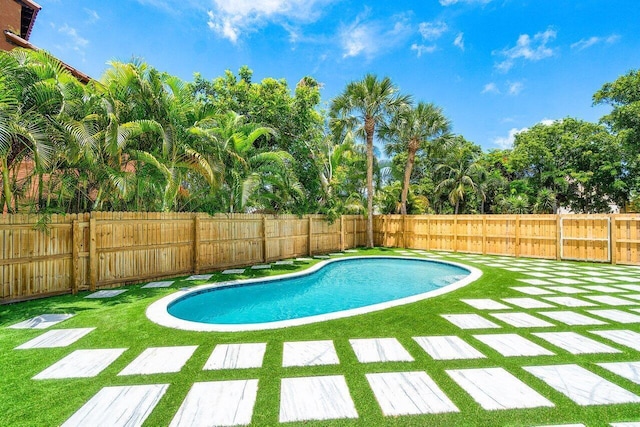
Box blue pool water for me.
[167,257,469,325]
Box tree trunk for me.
[1,157,13,213]
[365,116,375,248]
[455,201,459,215]
[400,140,418,216]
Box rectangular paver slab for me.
[221,269,245,275]
[349,338,414,363]
[583,295,637,306]
[446,367,554,410]
[186,274,213,280]
[545,286,585,294]
[413,336,485,360]
[511,287,555,295]
[589,329,640,352]
[142,281,174,288]
[9,314,74,329]
[537,311,607,326]
[366,371,459,416]
[85,290,127,298]
[170,380,258,427]
[16,328,95,349]
[542,296,597,307]
[461,299,511,310]
[490,312,554,328]
[203,343,267,370]
[587,309,640,323]
[518,279,554,286]
[62,384,168,427]
[598,361,640,385]
[118,346,197,375]
[524,364,640,405]
[532,332,621,354]
[34,348,127,379]
[440,314,501,330]
[279,375,358,422]
[473,333,554,357]
[282,340,339,367]
[502,298,554,309]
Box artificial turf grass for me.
[0,249,639,426]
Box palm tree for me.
[435,144,485,214]
[381,102,451,215]
[330,74,411,247]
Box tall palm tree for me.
[330,75,411,247]
[381,102,451,215]
[435,145,485,214]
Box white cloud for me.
[481,82,500,94]
[440,0,492,5]
[56,24,89,55]
[206,0,335,43]
[507,81,523,95]
[453,32,464,50]
[495,28,557,72]
[571,34,620,51]
[411,43,437,57]
[84,8,100,23]
[340,13,412,59]
[493,127,527,149]
[418,21,448,41]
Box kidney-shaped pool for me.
[146,256,481,331]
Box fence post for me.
[193,216,200,274]
[482,216,487,255]
[308,216,313,256]
[89,217,97,291]
[515,215,521,258]
[262,216,268,263]
[71,219,80,295]
[340,215,345,251]
[611,215,617,265]
[353,217,357,247]
[453,215,458,253]
[402,215,407,249]
[556,214,562,260]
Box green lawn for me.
[1,248,640,426]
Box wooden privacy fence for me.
[374,214,640,266]
[0,212,366,304]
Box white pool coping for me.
[146,256,483,332]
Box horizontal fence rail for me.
[2,213,640,304]
[0,213,366,304]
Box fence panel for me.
[613,215,640,265]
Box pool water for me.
[168,257,469,325]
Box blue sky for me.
[31,0,640,150]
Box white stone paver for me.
[502,298,554,309]
[525,272,556,278]
[279,375,358,422]
[118,346,197,375]
[16,328,95,349]
[598,361,640,385]
[542,296,597,307]
[62,384,168,427]
[440,314,501,329]
[473,333,554,357]
[616,284,640,291]
[532,332,621,354]
[581,277,617,284]
[611,423,640,427]
[460,299,510,310]
[581,285,622,293]
[490,312,554,328]
[9,314,74,329]
[170,380,258,427]
[142,281,174,288]
[486,263,508,268]
[295,257,313,261]
[623,294,640,301]
[517,279,554,286]
[85,290,127,298]
[275,260,295,265]
[587,309,640,323]
[583,295,637,306]
[282,340,339,367]
[523,364,640,406]
[538,311,607,326]
[221,269,245,275]
[251,264,271,270]
[366,371,459,416]
[349,338,414,363]
[446,367,554,410]
[203,343,267,370]
[511,287,555,295]
[186,274,213,280]
[34,349,127,380]
[547,278,586,285]
[545,286,585,294]
[413,336,485,360]
[344,249,358,253]
[589,330,640,351]
[314,255,330,259]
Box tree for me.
[330,75,411,247]
[381,102,451,215]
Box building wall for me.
[1,0,23,51]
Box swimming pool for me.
[146,256,481,331]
